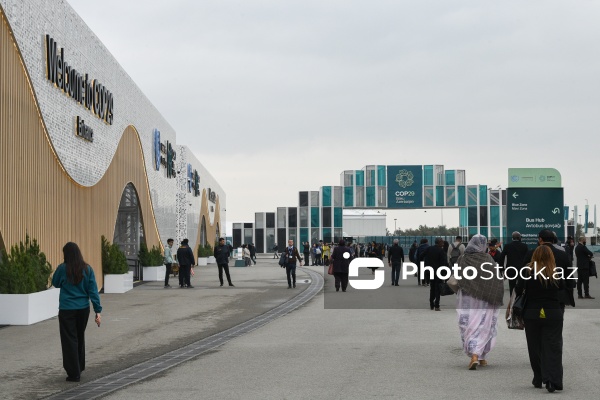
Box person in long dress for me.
[455,234,504,370]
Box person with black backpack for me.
[447,236,465,266]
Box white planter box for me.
[197,257,208,266]
[142,265,165,281]
[103,271,133,293]
[207,256,216,264]
[0,287,60,325]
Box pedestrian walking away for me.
[51,242,102,382]
[214,237,234,287]
[282,239,303,288]
[516,245,566,392]
[454,234,504,370]
[423,237,447,311]
[447,236,465,266]
[163,238,175,288]
[177,239,195,288]
[575,236,595,299]
[499,231,529,295]
[388,239,404,286]
[331,239,352,292]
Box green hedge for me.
[0,235,53,294]
[138,243,163,266]
[101,236,129,275]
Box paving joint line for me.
[44,269,323,400]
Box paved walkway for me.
[0,259,309,399]
[1,258,599,399]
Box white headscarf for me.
[464,234,487,254]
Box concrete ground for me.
[0,259,306,399]
[102,265,600,400]
[2,258,600,399]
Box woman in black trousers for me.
[515,245,565,392]
[51,242,102,381]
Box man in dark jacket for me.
[388,239,404,286]
[176,239,196,288]
[331,239,352,292]
[214,237,234,287]
[423,238,447,311]
[500,231,529,295]
[283,239,303,289]
[302,242,311,267]
[575,236,594,299]
[523,230,575,307]
[248,243,257,265]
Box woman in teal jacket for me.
[51,242,102,382]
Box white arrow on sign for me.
[552,208,560,214]
[512,192,519,199]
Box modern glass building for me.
[0,0,225,287]
[233,165,508,252]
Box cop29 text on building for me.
[45,35,114,125]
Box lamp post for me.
[394,218,397,235]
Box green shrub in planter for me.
[197,243,213,258]
[0,235,53,294]
[138,243,163,266]
[101,235,129,275]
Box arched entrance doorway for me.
[113,183,145,278]
[200,216,207,247]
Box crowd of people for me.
[312,230,594,392]
[50,230,594,393]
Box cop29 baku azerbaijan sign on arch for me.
[387,165,423,208]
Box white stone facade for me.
[0,0,225,249]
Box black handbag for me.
[506,291,525,330]
[512,290,527,318]
[590,260,597,278]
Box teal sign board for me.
[506,188,564,249]
[387,166,423,209]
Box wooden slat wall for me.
[0,11,161,287]
[195,192,221,252]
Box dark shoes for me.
[66,376,80,382]
[179,285,185,289]
[164,285,171,288]
[293,283,296,288]
[187,285,194,289]
[578,295,584,299]
[220,283,223,287]
[435,307,441,311]
[229,283,235,287]
[532,378,542,388]
[546,382,555,393]
[585,295,595,299]
[288,286,292,289]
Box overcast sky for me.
[68,0,600,233]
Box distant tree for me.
[393,225,459,237]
